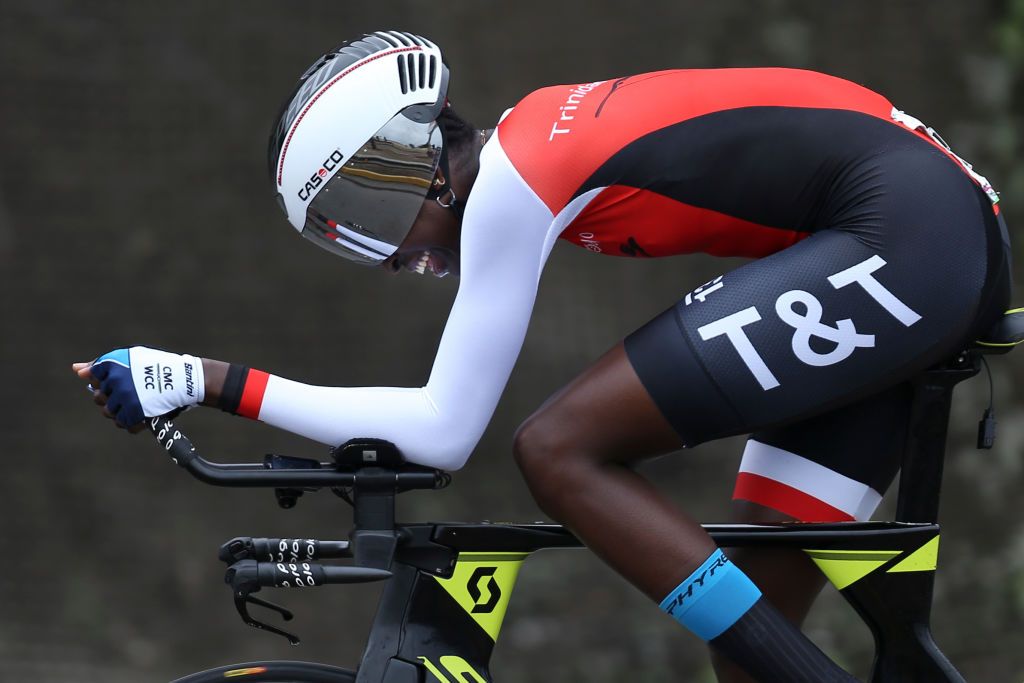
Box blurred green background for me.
[3,1,1024,681]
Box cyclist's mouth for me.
[406,249,456,278]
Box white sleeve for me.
[253,139,558,471]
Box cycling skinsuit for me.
[233,68,1011,523]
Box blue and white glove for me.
[90,347,205,427]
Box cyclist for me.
[75,31,1012,683]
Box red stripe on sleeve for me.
[733,472,854,523]
[237,370,270,420]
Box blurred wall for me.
[2,1,1023,681]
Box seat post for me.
[895,353,980,523]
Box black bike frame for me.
[348,521,947,683]
[154,352,983,683]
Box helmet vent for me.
[388,31,414,47]
[406,53,418,91]
[397,53,429,94]
[397,54,409,94]
[374,31,402,48]
[392,36,439,95]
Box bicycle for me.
[147,309,1024,683]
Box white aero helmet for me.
[268,31,450,265]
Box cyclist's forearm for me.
[193,358,488,470]
[255,375,484,470]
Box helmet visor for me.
[301,113,443,265]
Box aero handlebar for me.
[146,415,443,490]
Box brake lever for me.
[233,590,301,645]
[226,560,301,645]
[223,548,390,645]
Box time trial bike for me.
[150,309,1024,683]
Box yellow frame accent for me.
[804,536,940,589]
[803,549,900,590]
[887,535,940,573]
[432,552,528,641]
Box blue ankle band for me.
[659,549,762,641]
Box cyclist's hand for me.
[72,347,205,431]
[72,360,144,431]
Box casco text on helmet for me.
[268,31,450,264]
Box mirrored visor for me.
[301,113,443,265]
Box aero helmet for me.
[268,31,450,264]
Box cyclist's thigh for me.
[624,150,1007,447]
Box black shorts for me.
[624,148,1011,522]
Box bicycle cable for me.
[977,355,997,449]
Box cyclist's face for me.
[382,191,461,278]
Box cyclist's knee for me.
[513,412,564,483]
[513,411,590,516]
